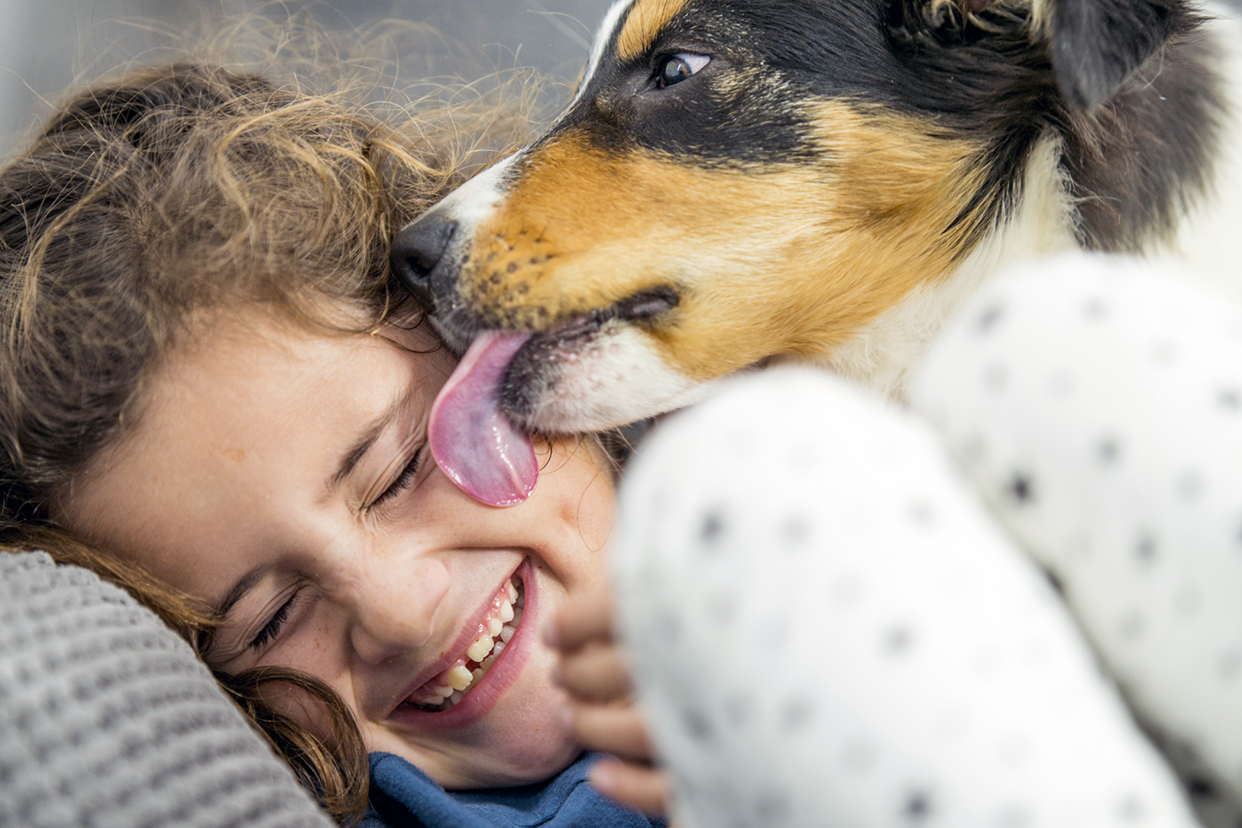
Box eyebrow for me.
[213,563,273,619]
[332,419,389,490]
[329,387,416,492]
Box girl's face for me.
[60,310,615,790]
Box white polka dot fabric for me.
[911,253,1242,817]
[611,252,1242,828]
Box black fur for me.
[392,0,1227,345]
[1050,0,1191,109]
[1059,31,1225,251]
[534,0,1222,251]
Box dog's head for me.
[394,0,1200,435]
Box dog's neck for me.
[819,136,1077,401]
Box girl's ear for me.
[1036,0,1187,110]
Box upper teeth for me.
[467,634,495,662]
[446,664,474,691]
[409,577,525,709]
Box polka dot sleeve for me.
[612,359,1198,828]
[911,252,1242,819]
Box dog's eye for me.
[656,53,710,88]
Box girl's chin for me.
[375,699,580,789]
[377,587,580,787]
[455,731,581,789]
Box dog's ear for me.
[889,0,1186,111]
[1036,0,1184,110]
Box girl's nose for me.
[346,555,450,665]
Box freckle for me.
[222,447,245,463]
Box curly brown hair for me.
[1,54,529,824]
[1,61,459,524]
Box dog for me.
[390,3,1242,814]
[392,0,1242,439]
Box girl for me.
[0,58,663,827]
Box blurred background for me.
[0,0,613,155]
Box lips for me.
[389,560,537,728]
[405,575,525,711]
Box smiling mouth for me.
[405,576,526,712]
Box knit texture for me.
[0,551,334,828]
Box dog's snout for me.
[391,214,458,313]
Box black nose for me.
[391,214,457,313]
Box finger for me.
[589,759,673,817]
[545,585,614,651]
[557,644,633,702]
[566,703,654,762]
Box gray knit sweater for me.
[0,551,335,828]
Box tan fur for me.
[926,0,969,28]
[1020,0,1051,39]
[616,0,694,62]
[929,0,1037,35]
[457,101,989,383]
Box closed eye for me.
[369,449,422,511]
[655,52,711,89]
[249,590,299,650]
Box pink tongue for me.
[429,331,537,506]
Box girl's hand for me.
[546,585,673,817]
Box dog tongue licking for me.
[429,331,537,507]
